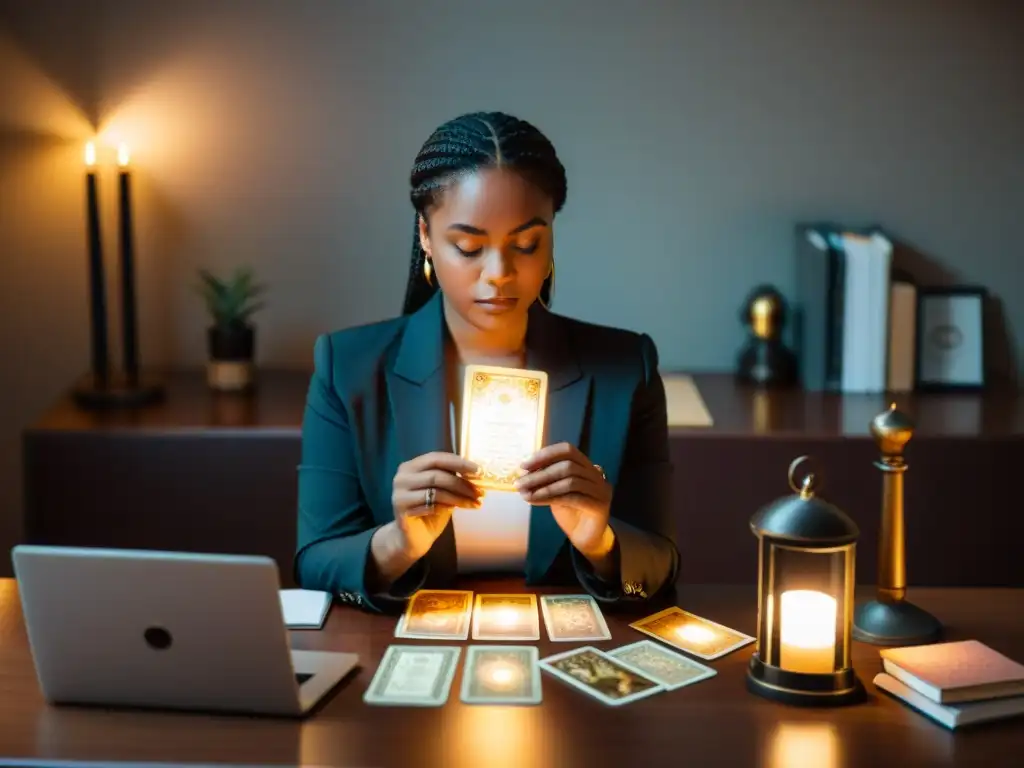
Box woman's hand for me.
[391,452,481,560]
[515,442,615,560]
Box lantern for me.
[746,456,865,706]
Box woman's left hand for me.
[515,442,615,558]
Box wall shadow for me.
[0,0,101,128]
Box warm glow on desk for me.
[117,143,131,167]
[779,590,837,674]
[452,706,554,768]
[84,141,96,167]
[768,722,839,768]
[676,622,717,645]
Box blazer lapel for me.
[385,292,457,584]
[524,304,592,583]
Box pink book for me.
[880,639,1024,704]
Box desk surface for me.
[1,579,1022,767]
[27,370,1024,437]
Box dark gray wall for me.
[2,0,1022,564]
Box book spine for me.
[825,244,845,391]
[794,227,831,390]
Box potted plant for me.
[195,266,265,392]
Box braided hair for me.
[401,112,567,315]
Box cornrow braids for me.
[401,111,567,315]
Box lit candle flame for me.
[117,143,131,167]
[84,141,96,167]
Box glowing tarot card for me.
[459,365,548,492]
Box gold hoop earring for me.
[423,258,433,286]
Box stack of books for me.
[794,223,917,393]
[875,639,1024,729]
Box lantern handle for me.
[787,455,820,498]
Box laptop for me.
[11,544,359,717]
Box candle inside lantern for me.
[779,589,837,674]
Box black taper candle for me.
[84,147,110,386]
[117,146,139,385]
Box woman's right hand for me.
[391,452,481,559]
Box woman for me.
[295,111,678,613]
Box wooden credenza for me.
[22,371,1024,588]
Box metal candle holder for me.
[853,404,943,646]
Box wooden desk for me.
[1,578,1022,766]
[21,371,1024,586]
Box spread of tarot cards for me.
[362,589,726,707]
[394,590,613,643]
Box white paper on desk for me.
[661,374,714,427]
[280,589,332,629]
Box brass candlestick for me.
[853,404,943,645]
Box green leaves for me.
[195,266,266,328]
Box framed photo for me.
[915,286,986,392]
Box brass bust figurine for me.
[736,285,798,388]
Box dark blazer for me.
[294,291,679,613]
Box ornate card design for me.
[459,365,548,492]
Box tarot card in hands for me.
[629,606,754,660]
[460,646,542,705]
[363,645,461,707]
[459,365,548,492]
[608,640,717,690]
[395,589,473,640]
[471,594,541,641]
[539,646,664,706]
[540,594,612,642]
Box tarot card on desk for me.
[459,365,548,492]
[395,589,473,641]
[540,594,612,642]
[363,645,461,707]
[460,645,542,705]
[539,646,664,706]
[608,640,717,690]
[472,594,541,641]
[629,606,754,660]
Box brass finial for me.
[871,404,915,458]
[787,455,819,498]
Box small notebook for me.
[880,639,1024,704]
[875,672,1024,730]
[279,589,332,629]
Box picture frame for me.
[914,286,986,392]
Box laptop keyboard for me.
[295,673,313,685]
